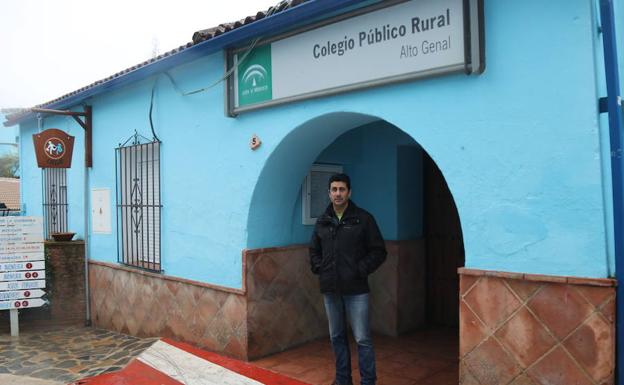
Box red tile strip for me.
[163,338,311,385]
[73,339,311,385]
[458,267,616,287]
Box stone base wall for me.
[0,241,86,332]
[45,241,88,326]
[370,239,426,336]
[245,245,327,359]
[459,268,615,385]
[89,261,248,359]
[88,240,426,360]
[246,240,426,358]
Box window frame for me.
[301,163,343,225]
[115,137,162,273]
[42,167,68,239]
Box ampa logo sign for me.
[237,45,272,106]
[44,137,65,160]
[32,128,75,168]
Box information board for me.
[0,217,46,311]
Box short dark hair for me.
[328,173,351,190]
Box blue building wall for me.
[16,0,616,289]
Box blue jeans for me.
[323,293,376,385]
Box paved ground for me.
[0,326,156,384]
[0,326,458,385]
[0,374,63,385]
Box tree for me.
[0,153,19,177]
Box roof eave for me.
[4,0,367,127]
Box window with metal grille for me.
[115,135,162,272]
[42,168,68,238]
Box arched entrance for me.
[246,113,464,384]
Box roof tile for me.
[0,177,20,211]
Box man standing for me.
[309,173,387,385]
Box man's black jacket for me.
[309,201,387,294]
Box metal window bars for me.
[115,132,162,273]
[42,168,68,239]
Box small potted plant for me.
[50,232,76,242]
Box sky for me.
[0,0,279,108]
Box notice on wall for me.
[229,0,484,113]
[0,217,47,311]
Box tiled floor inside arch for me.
[254,328,459,385]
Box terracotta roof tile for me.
[0,177,20,211]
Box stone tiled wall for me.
[245,245,327,359]
[459,268,615,385]
[45,241,87,326]
[89,261,248,359]
[247,240,426,358]
[370,239,426,336]
[89,241,426,361]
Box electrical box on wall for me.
[91,188,111,234]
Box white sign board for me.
[0,261,45,272]
[91,188,112,234]
[229,0,484,113]
[0,217,46,317]
[0,298,46,310]
[1,270,44,281]
[0,289,45,301]
[0,252,45,263]
[0,280,46,291]
[0,243,43,254]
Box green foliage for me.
[0,152,18,177]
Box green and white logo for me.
[237,45,272,106]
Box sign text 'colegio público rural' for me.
[229,0,484,113]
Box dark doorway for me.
[424,153,465,327]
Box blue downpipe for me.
[599,0,624,383]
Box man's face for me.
[329,181,351,210]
